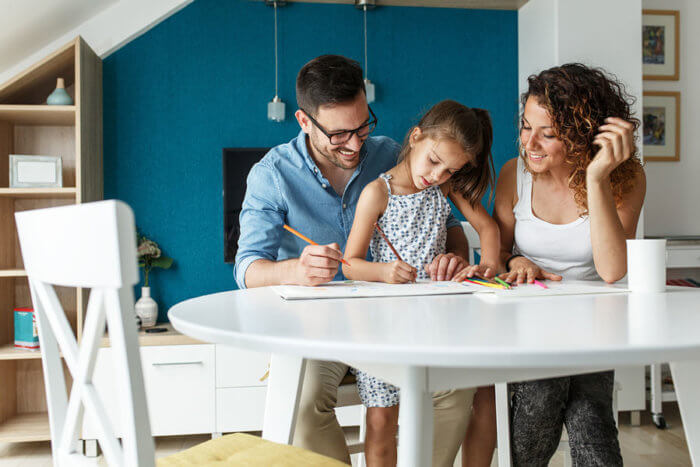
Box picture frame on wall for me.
[643,91,680,162]
[642,9,680,80]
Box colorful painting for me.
[643,26,665,64]
[643,106,666,145]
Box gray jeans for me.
[510,371,622,467]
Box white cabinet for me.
[83,344,215,438]
[667,245,700,268]
[216,345,269,388]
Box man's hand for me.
[294,243,343,286]
[424,253,469,281]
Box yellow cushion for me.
[157,433,349,466]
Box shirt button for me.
[322,183,327,189]
[343,203,347,209]
[313,168,318,173]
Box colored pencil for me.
[463,278,506,290]
[283,224,351,267]
[373,222,404,262]
[494,276,511,289]
[533,279,548,289]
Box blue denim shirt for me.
[233,130,461,288]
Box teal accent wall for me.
[103,0,519,320]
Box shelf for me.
[0,269,26,277]
[102,322,203,347]
[0,187,77,199]
[0,412,50,442]
[0,343,42,360]
[0,105,75,125]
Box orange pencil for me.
[283,224,351,267]
[373,222,403,262]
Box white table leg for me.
[669,360,700,463]
[495,383,512,467]
[398,366,432,467]
[262,354,306,444]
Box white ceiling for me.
[0,0,118,74]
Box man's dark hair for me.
[296,55,365,116]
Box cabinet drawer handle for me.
[152,361,203,367]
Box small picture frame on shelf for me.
[9,155,63,188]
[643,9,680,80]
[643,91,680,162]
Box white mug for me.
[626,239,666,293]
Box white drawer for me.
[142,345,215,435]
[667,247,700,268]
[216,345,269,388]
[83,344,215,438]
[217,387,267,432]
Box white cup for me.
[626,239,666,293]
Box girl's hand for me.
[587,117,635,183]
[452,263,497,282]
[383,260,417,284]
[424,253,469,281]
[499,256,562,284]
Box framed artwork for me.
[642,10,680,80]
[643,91,680,162]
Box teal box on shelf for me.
[14,307,39,351]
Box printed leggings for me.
[510,370,623,467]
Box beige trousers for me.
[292,360,476,466]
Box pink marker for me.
[533,280,548,289]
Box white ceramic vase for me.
[135,287,158,328]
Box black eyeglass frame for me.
[301,106,378,145]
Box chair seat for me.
[157,433,348,466]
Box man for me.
[234,54,472,465]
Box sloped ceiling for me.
[0,0,118,74]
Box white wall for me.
[0,0,193,85]
[642,0,700,236]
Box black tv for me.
[223,147,269,263]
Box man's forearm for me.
[243,258,298,288]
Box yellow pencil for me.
[283,224,351,267]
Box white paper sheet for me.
[272,280,484,300]
[476,280,628,299]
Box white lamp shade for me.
[268,97,285,122]
[364,79,375,104]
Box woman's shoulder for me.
[495,157,520,207]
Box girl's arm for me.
[588,117,646,283]
[342,181,416,283]
[448,187,502,275]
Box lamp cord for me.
[274,2,279,97]
[363,5,368,80]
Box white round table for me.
[169,285,700,466]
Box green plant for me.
[137,232,173,287]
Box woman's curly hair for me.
[520,63,643,213]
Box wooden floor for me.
[0,403,691,466]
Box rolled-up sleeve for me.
[233,162,287,289]
[445,211,461,230]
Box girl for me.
[342,99,501,466]
[494,63,645,465]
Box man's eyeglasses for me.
[301,106,378,145]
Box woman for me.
[493,63,646,465]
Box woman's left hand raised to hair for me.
[587,117,635,183]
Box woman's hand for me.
[499,256,562,284]
[383,260,417,284]
[424,253,469,281]
[587,117,635,183]
[452,263,498,282]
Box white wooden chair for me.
[16,200,154,467]
[17,200,346,467]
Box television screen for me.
[223,147,269,263]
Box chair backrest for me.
[15,200,155,467]
[461,221,481,264]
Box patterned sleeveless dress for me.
[353,173,451,407]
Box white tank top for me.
[512,157,599,280]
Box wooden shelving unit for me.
[0,37,102,443]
